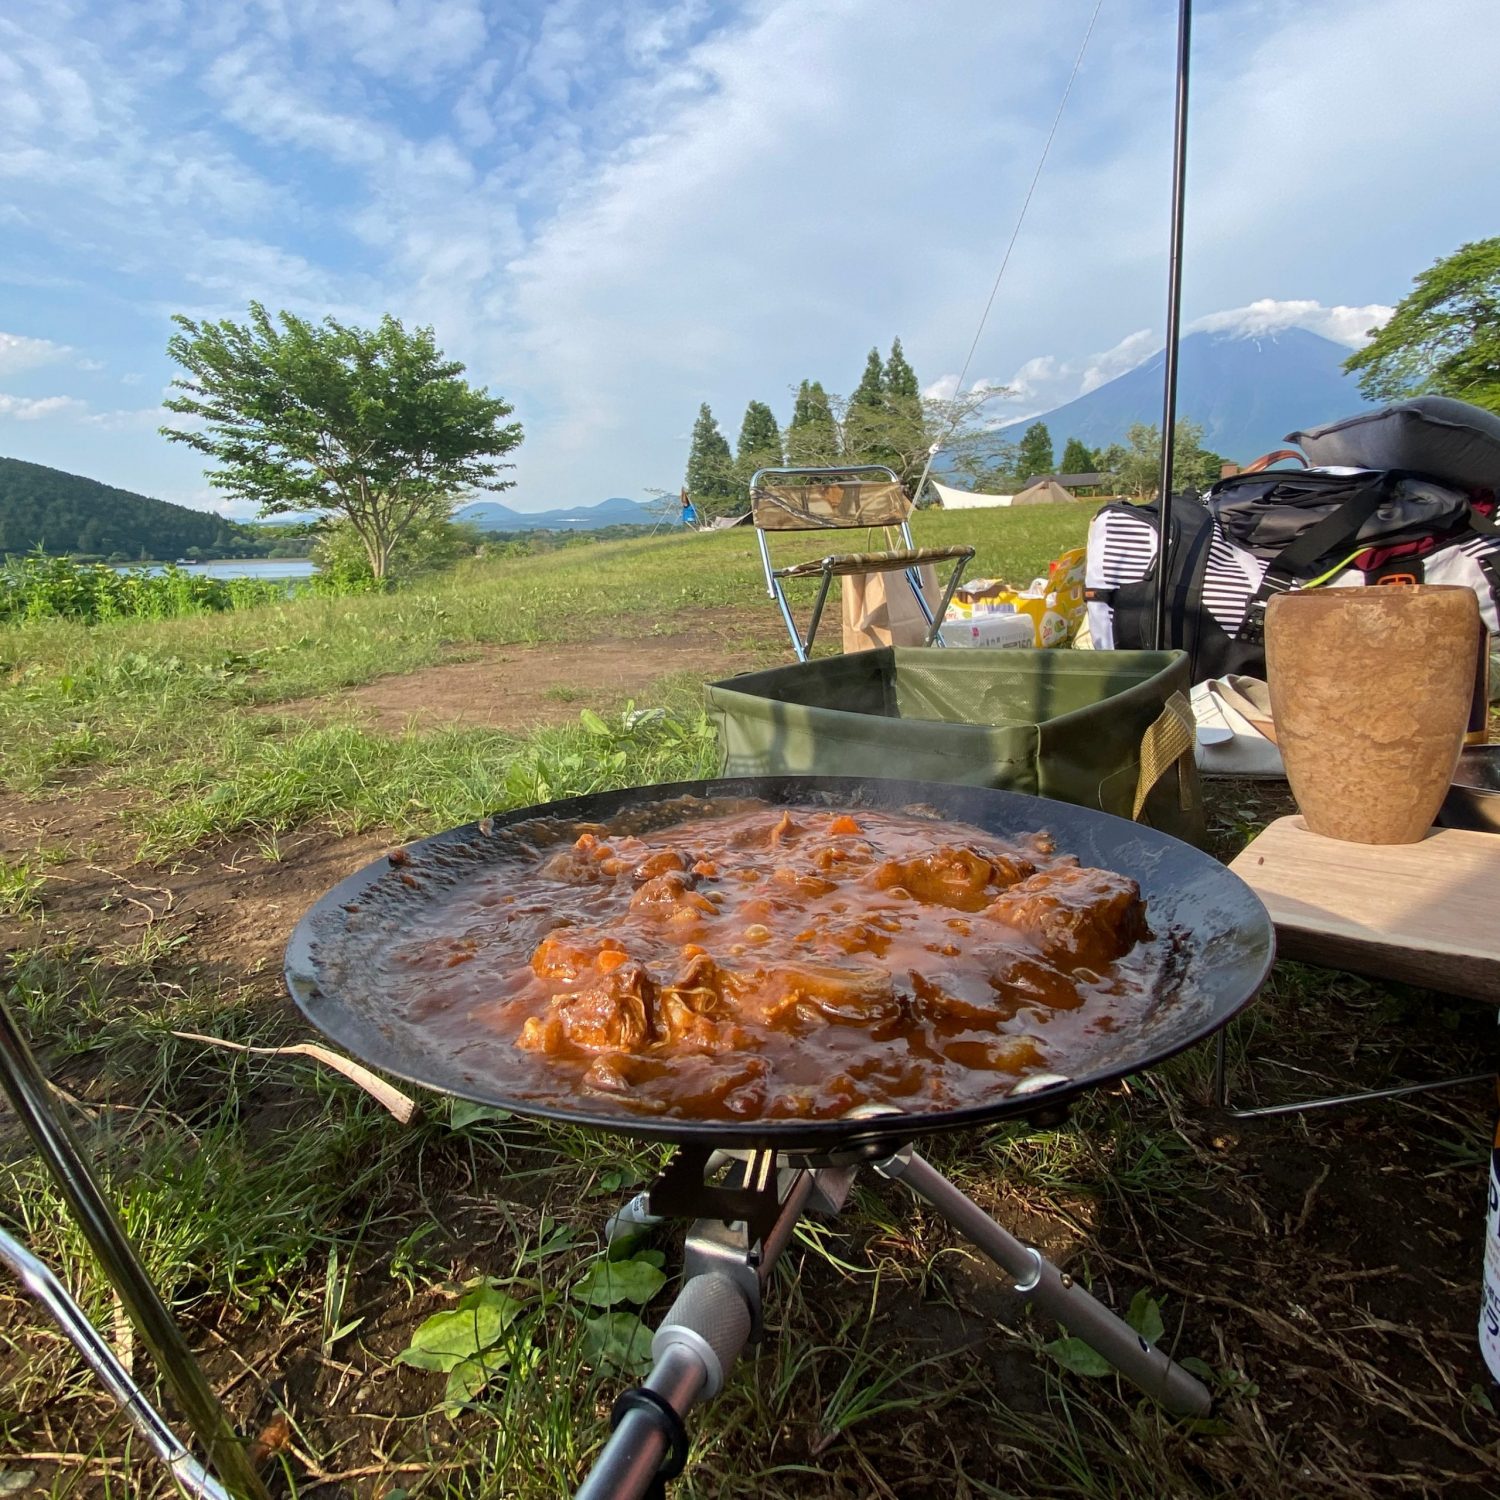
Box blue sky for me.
[1,0,1497,516]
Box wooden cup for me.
[1266,585,1481,844]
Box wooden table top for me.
[1227,816,1500,1002]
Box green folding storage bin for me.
[705,647,1204,844]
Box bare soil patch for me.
[275,608,784,734]
[0,788,387,984]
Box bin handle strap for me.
[1133,691,1195,821]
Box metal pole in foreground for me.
[1152,0,1193,651]
[0,983,269,1500]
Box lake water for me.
[116,559,318,580]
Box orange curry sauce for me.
[388,803,1170,1123]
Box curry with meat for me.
[386,802,1170,1122]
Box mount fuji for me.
[999,326,1376,462]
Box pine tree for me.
[846,348,891,466]
[882,337,925,483]
[684,403,736,514]
[734,400,783,488]
[1016,422,1055,483]
[851,348,886,409]
[1060,436,1095,474]
[786,381,840,466]
[883,338,920,400]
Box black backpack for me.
[1085,468,1500,681]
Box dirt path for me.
[1,610,790,978]
[276,607,785,734]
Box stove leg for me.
[0,1227,232,1500]
[875,1149,1211,1417]
[576,1271,752,1500]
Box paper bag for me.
[841,564,940,651]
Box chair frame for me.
[750,465,974,661]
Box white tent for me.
[931,479,1015,510]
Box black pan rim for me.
[285,775,1275,1150]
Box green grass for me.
[0,502,1094,816]
[133,709,718,856]
[0,551,299,624]
[0,856,44,915]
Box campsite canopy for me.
[931,479,1014,510]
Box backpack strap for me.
[1239,478,1395,643]
[1240,448,1308,474]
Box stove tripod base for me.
[577,1142,1212,1499]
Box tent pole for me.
[1153,0,1193,651]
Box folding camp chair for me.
[750,465,975,662]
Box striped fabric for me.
[1085,506,1266,649]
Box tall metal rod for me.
[0,980,269,1500]
[1152,0,1194,650]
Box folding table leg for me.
[1213,1028,1494,1119]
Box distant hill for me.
[996,327,1376,463]
[0,456,261,560]
[456,496,656,532]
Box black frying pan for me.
[284,777,1273,1151]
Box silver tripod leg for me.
[875,1149,1211,1417]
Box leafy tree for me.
[1344,237,1500,412]
[786,381,841,466]
[946,436,1021,493]
[161,302,522,580]
[1060,436,1096,474]
[817,383,1014,492]
[1015,423,1055,482]
[684,403,736,513]
[313,514,482,592]
[1102,420,1222,499]
[734,400,783,488]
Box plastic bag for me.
[944,547,1087,648]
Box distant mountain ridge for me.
[455,496,657,531]
[0,455,258,559]
[996,327,1376,462]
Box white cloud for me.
[1078,329,1158,395]
[0,331,69,376]
[83,405,169,431]
[0,393,87,420]
[1187,299,1392,350]
[0,0,1497,512]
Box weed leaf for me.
[449,1099,512,1130]
[1125,1291,1165,1346]
[397,1288,523,1372]
[571,1257,667,1308]
[1043,1336,1112,1378]
[580,1312,654,1376]
[578,708,612,737]
[444,1349,508,1412]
